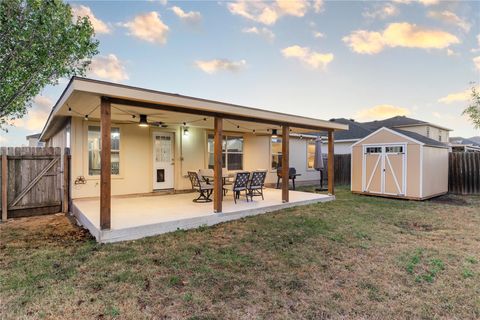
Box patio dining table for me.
[202,172,233,185]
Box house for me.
[39,77,347,242]
[26,133,45,147]
[319,116,451,154]
[449,137,480,152]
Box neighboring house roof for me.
[390,128,448,148]
[362,116,427,130]
[327,118,373,140]
[449,136,480,147]
[26,133,41,139]
[318,116,452,143]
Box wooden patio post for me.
[282,125,290,203]
[100,97,111,229]
[328,130,335,195]
[1,150,7,221]
[213,116,223,213]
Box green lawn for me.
[1,187,479,319]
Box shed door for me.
[363,145,406,196]
[383,146,405,196]
[364,146,383,194]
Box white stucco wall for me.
[321,141,355,154]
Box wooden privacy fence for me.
[319,154,351,186]
[448,152,480,195]
[0,147,69,220]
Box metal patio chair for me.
[247,170,267,201]
[223,171,250,203]
[187,171,213,203]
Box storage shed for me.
[351,127,449,200]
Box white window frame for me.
[270,137,282,171]
[207,133,244,171]
[306,140,316,171]
[85,124,122,178]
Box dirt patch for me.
[395,221,434,232]
[429,194,470,206]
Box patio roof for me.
[40,77,348,141]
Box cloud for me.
[343,22,460,54]
[474,56,480,71]
[242,27,275,42]
[171,6,202,25]
[71,5,111,34]
[446,48,458,56]
[355,104,411,121]
[194,59,247,74]
[313,0,324,13]
[392,0,439,6]
[427,10,470,32]
[227,0,321,25]
[0,135,7,144]
[313,31,325,38]
[12,95,53,131]
[363,3,399,20]
[276,0,308,17]
[438,88,476,104]
[123,12,169,44]
[89,54,129,82]
[281,45,334,70]
[33,95,53,111]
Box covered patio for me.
[73,188,334,243]
[40,77,348,242]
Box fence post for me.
[1,149,7,221]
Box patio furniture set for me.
[187,169,267,203]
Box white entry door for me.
[363,145,406,196]
[153,132,174,190]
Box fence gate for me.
[0,147,69,220]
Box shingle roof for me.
[362,116,427,131]
[390,128,448,148]
[449,137,480,147]
[26,133,41,139]
[327,118,373,140]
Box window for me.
[207,134,243,170]
[366,147,382,154]
[307,140,315,169]
[271,137,282,170]
[426,126,430,138]
[88,126,120,175]
[438,130,442,142]
[385,146,403,153]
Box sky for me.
[2,0,480,146]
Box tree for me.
[463,85,480,130]
[0,0,99,131]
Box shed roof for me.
[352,127,449,148]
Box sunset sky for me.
[2,0,479,146]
